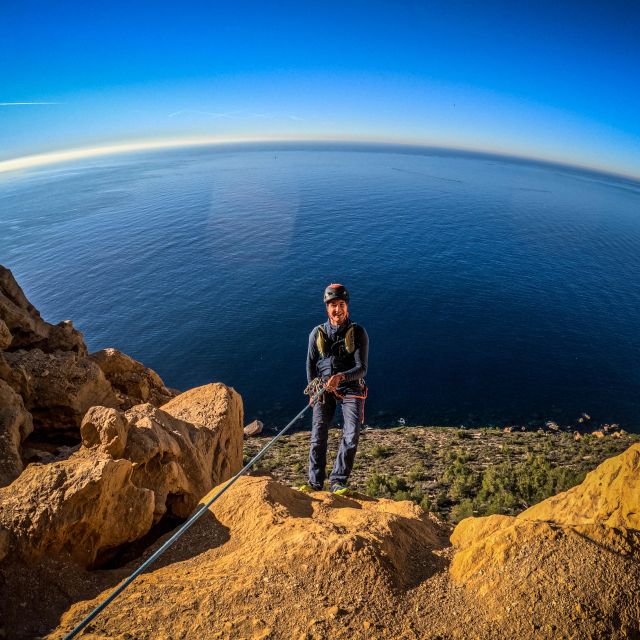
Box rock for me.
[3,348,119,430]
[123,401,241,521]
[80,406,129,458]
[592,430,605,438]
[90,348,176,409]
[451,443,640,586]
[161,383,244,483]
[57,475,450,637]
[244,419,264,438]
[0,451,154,566]
[0,265,87,354]
[0,320,11,351]
[0,525,9,562]
[0,379,34,487]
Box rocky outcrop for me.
[0,383,243,568]
[0,266,176,455]
[450,443,640,584]
[90,348,177,409]
[0,380,33,486]
[161,383,244,482]
[3,348,119,430]
[0,452,154,566]
[57,476,450,639]
[0,266,86,354]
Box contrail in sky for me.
[0,102,61,106]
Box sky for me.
[1,1,639,178]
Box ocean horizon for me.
[2,143,640,431]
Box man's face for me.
[327,299,348,326]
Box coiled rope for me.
[64,379,326,639]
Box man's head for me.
[324,283,349,326]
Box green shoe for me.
[296,483,321,493]
[331,484,353,496]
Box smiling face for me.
[326,299,349,326]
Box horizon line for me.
[0,135,638,183]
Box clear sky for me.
[1,1,639,178]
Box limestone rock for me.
[0,319,11,351]
[0,265,87,354]
[0,379,34,487]
[3,348,119,430]
[80,406,129,458]
[161,382,244,482]
[122,402,237,520]
[0,451,154,566]
[244,419,263,437]
[450,444,640,585]
[90,348,176,409]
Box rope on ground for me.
[63,381,326,639]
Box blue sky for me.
[1,1,639,177]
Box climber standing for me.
[299,284,369,495]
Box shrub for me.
[450,499,474,523]
[407,463,427,482]
[370,444,394,459]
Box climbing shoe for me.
[296,483,321,493]
[330,484,353,496]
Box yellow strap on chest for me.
[316,324,357,357]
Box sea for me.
[1,142,639,431]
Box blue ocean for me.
[1,143,639,431]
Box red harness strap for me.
[330,383,368,424]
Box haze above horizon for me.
[1,1,639,179]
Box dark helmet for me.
[323,283,349,304]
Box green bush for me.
[450,499,474,523]
[407,463,427,482]
[369,444,395,459]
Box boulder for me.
[244,419,263,437]
[90,348,176,408]
[118,399,242,521]
[161,382,244,482]
[0,451,154,566]
[80,406,129,458]
[0,379,34,487]
[0,265,87,354]
[0,386,244,568]
[3,348,119,430]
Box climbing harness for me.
[63,381,326,639]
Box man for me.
[299,283,369,495]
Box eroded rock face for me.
[3,348,119,430]
[0,384,244,568]
[80,406,129,458]
[0,379,34,487]
[161,382,244,482]
[90,348,176,409]
[0,452,154,566]
[450,443,640,586]
[0,266,87,354]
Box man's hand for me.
[325,373,345,393]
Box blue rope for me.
[63,388,323,639]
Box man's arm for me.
[340,326,369,382]
[306,327,319,383]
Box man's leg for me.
[308,394,336,489]
[329,395,364,488]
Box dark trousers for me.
[308,392,364,489]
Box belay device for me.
[63,379,327,639]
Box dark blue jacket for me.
[306,318,369,392]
